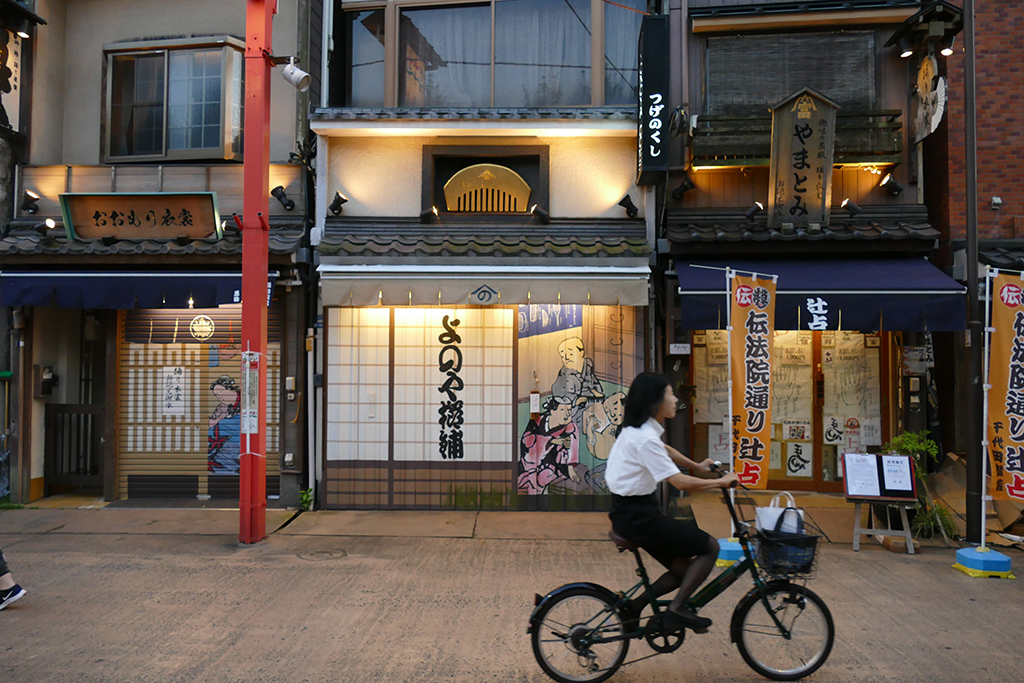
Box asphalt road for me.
[1,518,1023,682]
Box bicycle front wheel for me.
[733,582,834,681]
[530,587,630,683]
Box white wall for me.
[30,0,301,165]
[326,135,641,219]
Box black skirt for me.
[609,493,713,570]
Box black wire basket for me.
[755,529,819,575]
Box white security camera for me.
[991,196,1003,210]
[282,57,311,93]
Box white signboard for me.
[882,455,914,491]
[843,453,880,498]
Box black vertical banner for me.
[636,15,670,186]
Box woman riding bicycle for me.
[606,372,738,633]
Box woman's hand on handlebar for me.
[707,461,740,489]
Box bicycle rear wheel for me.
[530,587,630,683]
[733,582,834,681]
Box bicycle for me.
[527,465,834,682]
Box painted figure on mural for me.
[518,395,589,494]
[582,391,626,490]
[207,375,241,474]
[551,336,605,421]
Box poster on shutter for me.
[161,366,186,416]
[730,272,776,489]
[240,352,260,437]
[823,415,844,444]
[985,272,1024,501]
[786,442,812,477]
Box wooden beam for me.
[692,9,917,34]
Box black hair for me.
[210,375,239,393]
[622,372,670,429]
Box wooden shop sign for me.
[59,192,223,240]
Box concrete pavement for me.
[1,507,1023,682]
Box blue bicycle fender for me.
[729,579,795,643]
[528,582,619,634]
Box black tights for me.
[626,537,720,615]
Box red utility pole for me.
[239,0,275,544]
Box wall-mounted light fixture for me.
[13,18,31,39]
[841,198,861,216]
[898,35,916,59]
[281,57,311,93]
[419,206,439,224]
[939,34,956,57]
[328,191,348,216]
[618,194,638,218]
[744,201,764,220]
[21,190,40,214]
[530,204,550,225]
[271,186,295,211]
[879,173,904,196]
[671,172,696,200]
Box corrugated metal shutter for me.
[706,32,876,115]
[118,305,282,500]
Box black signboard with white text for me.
[636,15,669,186]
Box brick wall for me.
[945,0,1024,240]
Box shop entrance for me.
[42,311,107,497]
[693,329,890,493]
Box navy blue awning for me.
[0,271,278,309]
[675,258,966,331]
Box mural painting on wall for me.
[517,305,641,495]
[207,344,242,475]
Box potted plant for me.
[875,431,957,540]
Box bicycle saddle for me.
[608,530,639,551]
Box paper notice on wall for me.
[842,418,861,453]
[705,363,729,425]
[770,440,782,469]
[786,442,813,477]
[882,455,914,491]
[161,366,186,416]
[773,363,813,422]
[861,418,882,446]
[784,420,812,441]
[823,416,844,444]
[864,348,882,418]
[707,330,728,364]
[708,423,731,461]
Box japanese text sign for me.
[986,272,1024,501]
[59,192,223,241]
[768,88,838,228]
[636,15,670,186]
[730,273,776,489]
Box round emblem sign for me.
[190,315,215,341]
[1000,283,1022,308]
[734,284,754,307]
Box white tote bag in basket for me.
[754,492,805,534]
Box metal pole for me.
[725,268,735,534]
[239,0,274,544]
[981,266,993,550]
[963,0,983,545]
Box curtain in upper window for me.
[603,0,645,105]
[494,0,591,107]
[400,4,491,107]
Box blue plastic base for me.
[716,538,744,567]
[955,547,1013,573]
